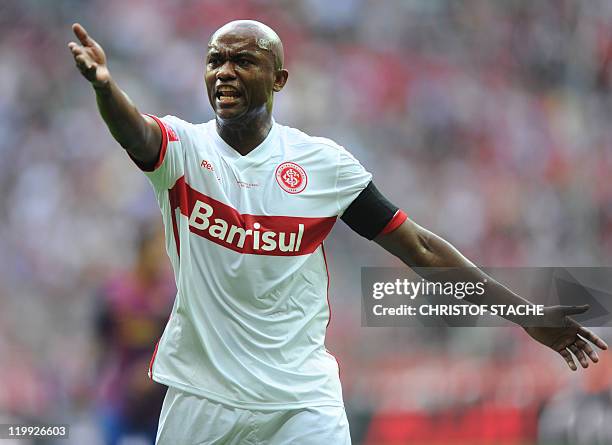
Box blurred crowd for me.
[1,0,612,444]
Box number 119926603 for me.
[1,424,68,439]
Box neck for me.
[216,107,273,156]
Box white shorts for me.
[155,386,351,445]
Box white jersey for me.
[141,115,371,409]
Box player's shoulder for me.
[157,114,187,128]
[276,123,365,168]
[276,122,351,156]
[159,115,210,130]
[158,115,216,140]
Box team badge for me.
[275,162,307,194]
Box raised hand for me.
[68,23,111,88]
[524,305,608,371]
[66,22,161,165]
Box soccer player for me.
[68,20,608,444]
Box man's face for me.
[205,31,277,121]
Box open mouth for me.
[215,88,242,104]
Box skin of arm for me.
[374,218,532,312]
[68,23,161,168]
[375,218,608,370]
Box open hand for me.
[524,305,608,371]
[68,23,111,88]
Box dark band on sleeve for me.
[340,181,407,240]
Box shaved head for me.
[209,20,284,70]
[204,19,289,137]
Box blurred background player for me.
[94,227,174,445]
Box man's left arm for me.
[373,217,608,370]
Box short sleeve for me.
[335,147,373,216]
[135,114,186,191]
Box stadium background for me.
[1,0,612,444]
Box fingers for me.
[68,41,81,56]
[72,23,93,47]
[561,304,590,316]
[568,343,589,368]
[560,329,606,371]
[70,49,98,79]
[575,337,599,363]
[75,56,98,75]
[578,327,608,350]
[75,54,98,72]
[559,348,577,371]
[68,39,97,73]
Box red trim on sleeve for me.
[129,114,169,172]
[148,339,160,379]
[144,114,169,171]
[381,209,408,235]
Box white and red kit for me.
[141,115,374,410]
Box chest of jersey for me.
[185,144,337,212]
[174,132,339,257]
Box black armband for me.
[340,181,407,240]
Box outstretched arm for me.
[374,218,608,370]
[68,23,161,168]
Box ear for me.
[273,69,289,92]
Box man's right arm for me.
[68,23,161,169]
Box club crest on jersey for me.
[275,162,307,194]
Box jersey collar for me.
[212,119,279,170]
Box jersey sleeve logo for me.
[275,162,307,194]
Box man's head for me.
[205,20,288,121]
